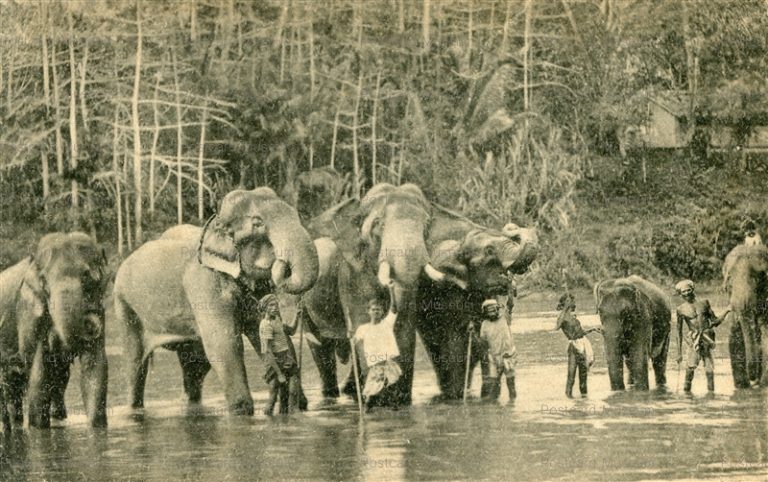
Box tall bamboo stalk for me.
[41,3,50,114]
[352,70,363,197]
[50,33,64,175]
[197,104,207,221]
[148,75,160,216]
[330,103,340,169]
[113,106,123,256]
[78,41,89,132]
[131,0,144,243]
[41,149,50,213]
[422,0,431,53]
[67,8,79,210]
[172,49,184,224]
[371,71,381,184]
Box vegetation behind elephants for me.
[1,1,766,291]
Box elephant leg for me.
[652,336,669,388]
[310,337,340,398]
[79,343,109,428]
[49,354,71,421]
[176,343,211,405]
[604,337,625,391]
[116,297,149,409]
[6,371,25,426]
[628,343,650,391]
[27,342,52,429]
[729,321,751,389]
[739,314,761,383]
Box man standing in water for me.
[675,280,729,393]
[472,299,517,402]
[352,297,402,410]
[555,293,602,398]
[259,294,301,415]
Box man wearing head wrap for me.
[472,299,518,402]
[555,293,602,398]
[675,280,730,393]
[741,220,763,247]
[258,294,300,415]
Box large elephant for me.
[722,244,768,388]
[594,275,671,391]
[113,187,319,415]
[300,183,538,404]
[0,232,108,429]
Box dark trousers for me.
[566,344,588,397]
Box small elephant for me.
[722,244,768,388]
[0,232,108,429]
[281,166,351,222]
[113,188,319,415]
[594,275,671,391]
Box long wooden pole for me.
[131,0,144,243]
[344,313,364,415]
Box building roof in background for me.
[647,91,692,118]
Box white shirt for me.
[354,312,400,368]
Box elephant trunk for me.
[379,218,429,289]
[503,227,539,274]
[729,266,762,382]
[268,221,319,294]
[48,278,86,349]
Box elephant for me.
[281,167,350,222]
[113,187,319,415]
[593,275,671,391]
[722,244,768,388]
[413,213,538,400]
[0,232,108,429]
[300,183,538,405]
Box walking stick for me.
[463,329,474,404]
[675,361,681,394]
[345,312,365,415]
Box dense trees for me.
[0,1,766,263]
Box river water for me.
[2,295,767,481]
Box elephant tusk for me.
[424,263,446,282]
[271,259,288,288]
[377,260,392,287]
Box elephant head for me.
[20,232,107,353]
[723,244,768,388]
[427,211,539,297]
[199,187,319,294]
[310,183,443,299]
[283,167,350,222]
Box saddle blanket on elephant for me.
[569,337,594,369]
[263,350,298,385]
[363,359,402,398]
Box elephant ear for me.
[307,198,366,271]
[593,280,611,313]
[198,215,241,279]
[429,240,468,290]
[14,260,49,359]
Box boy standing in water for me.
[259,294,300,415]
[675,280,729,393]
[352,297,402,410]
[555,293,602,398]
[474,299,517,402]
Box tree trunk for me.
[41,149,50,214]
[79,41,90,132]
[131,0,144,244]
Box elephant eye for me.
[251,217,264,228]
[484,245,496,257]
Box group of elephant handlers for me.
[1,177,766,430]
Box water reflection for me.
[2,320,766,481]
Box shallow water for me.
[2,301,767,481]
